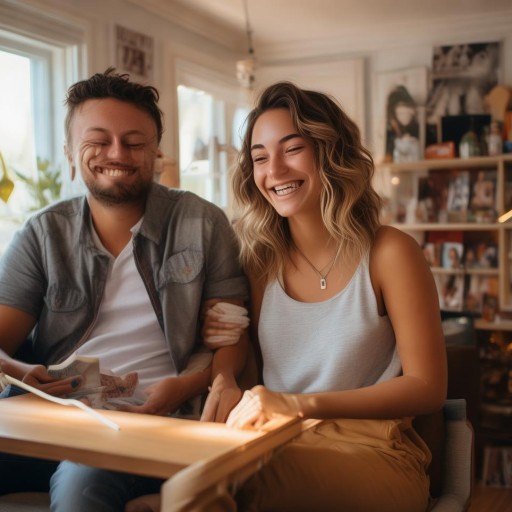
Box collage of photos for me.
[395,167,497,225]
[375,41,502,163]
[423,231,499,315]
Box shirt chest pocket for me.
[159,249,204,286]
[45,286,86,312]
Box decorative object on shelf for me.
[484,84,511,123]
[441,114,491,157]
[236,0,257,89]
[459,128,481,158]
[424,141,455,159]
[487,121,504,156]
[0,151,14,204]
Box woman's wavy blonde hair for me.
[232,81,381,283]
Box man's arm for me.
[0,305,83,396]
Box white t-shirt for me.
[76,220,175,406]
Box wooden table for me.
[0,394,303,511]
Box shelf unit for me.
[375,154,512,324]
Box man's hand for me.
[0,359,83,397]
[226,385,302,429]
[117,366,210,416]
[200,373,242,423]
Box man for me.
[0,68,248,510]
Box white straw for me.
[0,373,120,431]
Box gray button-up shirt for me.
[0,183,248,372]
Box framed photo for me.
[373,67,428,163]
[115,25,154,81]
[425,41,501,146]
[434,273,465,312]
[441,242,464,270]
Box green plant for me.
[0,151,15,204]
[14,157,62,211]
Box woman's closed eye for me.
[252,153,268,164]
[285,144,304,154]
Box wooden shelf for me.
[474,319,512,331]
[376,155,512,314]
[379,154,512,172]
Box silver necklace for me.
[295,244,342,290]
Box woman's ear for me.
[64,145,76,181]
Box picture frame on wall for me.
[425,41,501,147]
[115,25,154,81]
[373,67,428,164]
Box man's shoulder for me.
[30,195,85,222]
[149,183,227,218]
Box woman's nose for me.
[268,154,287,177]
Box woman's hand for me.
[200,373,243,423]
[226,385,302,429]
[201,303,248,350]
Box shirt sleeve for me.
[0,220,46,318]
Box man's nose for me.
[104,139,126,159]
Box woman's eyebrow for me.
[251,133,302,151]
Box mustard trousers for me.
[234,417,431,512]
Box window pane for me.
[0,51,37,253]
[178,85,213,201]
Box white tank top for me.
[259,256,401,393]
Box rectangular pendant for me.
[320,278,327,290]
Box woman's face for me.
[250,108,322,219]
[395,103,416,126]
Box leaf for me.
[0,152,15,203]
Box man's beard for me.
[87,180,152,206]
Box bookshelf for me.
[376,154,512,480]
[375,154,512,324]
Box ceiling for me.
[136,0,512,61]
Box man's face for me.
[66,98,159,206]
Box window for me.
[0,5,84,254]
[175,60,250,215]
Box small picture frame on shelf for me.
[441,242,464,270]
[468,169,497,222]
[435,274,464,312]
[446,171,470,222]
[422,242,441,267]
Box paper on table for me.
[0,372,120,431]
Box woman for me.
[127,82,447,512]
[227,81,446,512]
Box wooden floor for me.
[470,482,512,511]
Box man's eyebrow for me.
[84,127,148,137]
[251,133,302,151]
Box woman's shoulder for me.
[370,225,427,275]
